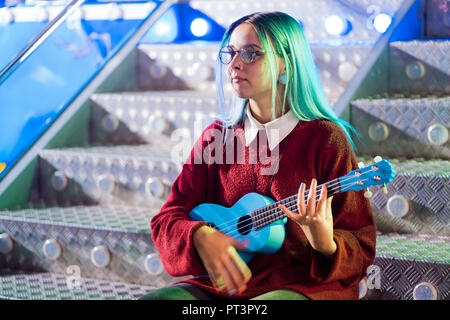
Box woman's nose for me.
[229,52,242,70]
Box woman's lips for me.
[232,77,246,83]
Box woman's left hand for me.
[279,178,337,257]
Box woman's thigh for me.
[251,289,308,300]
[138,283,217,300]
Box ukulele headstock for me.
[340,156,395,194]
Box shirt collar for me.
[244,103,299,151]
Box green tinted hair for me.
[215,11,358,150]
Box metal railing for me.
[0,0,85,85]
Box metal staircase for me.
[0,0,448,300]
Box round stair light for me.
[101,114,120,133]
[51,171,69,192]
[325,16,351,36]
[338,62,358,82]
[149,115,171,135]
[0,233,13,254]
[145,177,168,199]
[144,253,164,275]
[427,123,448,146]
[373,13,392,33]
[413,282,439,300]
[405,61,426,80]
[42,239,62,260]
[96,174,116,194]
[368,121,389,142]
[386,195,409,218]
[149,64,167,79]
[90,246,111,268]
[190,18,210,37]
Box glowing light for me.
[373,13,392,33]
[325,15,350,35]
[146,8,178,43]
[190,18,210,37]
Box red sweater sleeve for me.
[150,121,221,277]
[308,121,376,286]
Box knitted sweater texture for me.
[150,119,376,300]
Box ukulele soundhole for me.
[208,222,218,230]
[237,215,253,235]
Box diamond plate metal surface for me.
[375,233,450,263]
[36,144,182,207]
[389,40,450,94]
[0,272,155,300]
[363,258,449,300]
[360,158,450,236]
[351,95,450,159]
[189,0,404,41]
[90,90,220,146]
[311,43,373,106]
[361,233,450,300]
[0,205,182,287]
[137,42,374,107]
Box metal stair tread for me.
[357,157,450,177]
[137,39,377,49]
[0,204,155,234]
[390,39,450,74]
[375,232,450,264]
[39,143,176,163]
[0,271,155,300]
[90,89,219,100]
[352,93,449,104]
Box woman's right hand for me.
[193,225,252,295]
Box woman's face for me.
[226,23,284,101]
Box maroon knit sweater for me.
[150,119,376,300]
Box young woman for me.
[141,12,376,300]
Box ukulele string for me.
[217,177,371,238]
[208,170,372,234]
[221,178,370,239]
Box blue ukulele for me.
[189,157,395,263]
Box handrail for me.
[0,0,174,198]
[0,0,85,85]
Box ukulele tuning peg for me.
[358,161,365,169]
[382,183,388,194]
[373,156,383,163]
[364,188,373,199]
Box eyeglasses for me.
[219,46,265,65]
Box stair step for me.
[351,94,449,159]
[358,157,449,236]
[375,233,449,263]
[0,271,154,300]
[137,42,374,106]
[189,0,403,41]
[361,233,449,300]
[0,204,180,287]
[90,90,220,146]
[389,40,450,94]
[36,144,182,207]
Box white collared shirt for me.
[244,104,299,151]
